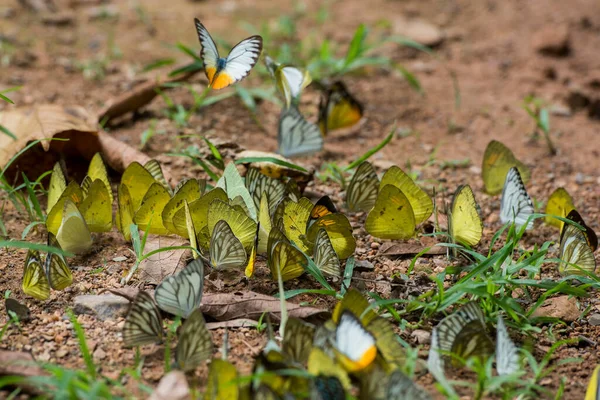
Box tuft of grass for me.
[523,96,556,155]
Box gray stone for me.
[411,329,431,345]
[589,313,600,326]
[394,18,444,47]
[73,294,130,320]
[530,295,579,322]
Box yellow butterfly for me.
[267,226,307,282]
[346,161,379,212]
[162,178,205,234]
[380,166,432,225]
[244,223,260,278]
[307,196,337,230]
[120,161,160,211]
[210,220,247,270]
[56,199,93,254]
[545,187,575,230]
[79,178,112,232]
[204,359,239,400]
[586,365,600,400]
[134,182,171,235]
[46,181,84,235]
[307,348,351,391]
[47,162,67,214]
[22,249,50,300]
[558,210,597,276]
[116,184,134,242]
[318,81,363,136]
[87,153,113,204]
[144,159,172,195]
[278,197,313,253]
[257,194,272,255]
[482,140,530,195]
[305,213,355,260]
[172,188,228,246]
[44,233,73,291]
[207,199,257,251]
[449,185,483,247]
[365,184,415,240]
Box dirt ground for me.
[2,0,600,398]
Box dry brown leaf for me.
[97,71,200,123]
[0,350,47,395]
[378,241,446,257]
[206,318,258,330]
[200,291,329,323]
[136,235,190,285]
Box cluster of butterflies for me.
[122,269,431,400]
[194,19,364,159]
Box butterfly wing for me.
[79,179,113,232]
[45,233,73,291]
[385,369,433,400]
[585,365,600,400]
[217,35,262,89]
[544,187,574,230]
[88,153,113,203]
[559,220,597,276]
[313,229,342,278]
[194,18,220,81]
[56,199,92,254]
[282,317,315,365]
[162,178,204,234]
[123,291,163,347]
[365,184,415,240]
[278,105,323,158]
[496,316,519,375]
[175,309,214,372]
[154,258,204,318]
[450,185,483,247]
[22,249,50,300]
[121,161,158,211]
[269,238,307,282]
[318,81,363,136]
[144,160,172,195]
[47,162,67,214]
[204,359,239,400]
[334,311,377,372]
[209,220,247,270]
[116,184,134,242]
[133,182,171,235]
[482,140,531,195]
[245,167,286,216]
[306,213,355,260]
[207,199,257,250]
[499,167,534,230]
[380,166,433,225]
[346,161,379,212]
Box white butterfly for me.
[334,311,376,371]
[209,220,247,270]
[495,316,520,375]
[500,167,534,230]
[194,18,262,90]
[278,105,323,158]
[265,56,311,108]
[154,259,204,318]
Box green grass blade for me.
[0,125,17,140]
[346,126,394,170]
[341,256,355,295]
[67,309,96,379]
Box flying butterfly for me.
[278,105,323,158]
[545,187,575,230]
[195,18,262,90]
[558,210,597,276]
[586,365,600,400]
[265,55,311,108]
[318,81,363,136]
[333,311,377,372]
[154,258,204,318]
[496,316,520,376]
[22,249,50,301]
[434,302,494,366]
[499,167,534,230]
[209,220,247,270]
[482,140,531,195]
[313,229,342,278]
[448,185,483,247]
[122,291,163,347]
[174,308,214,372]
[346,161,379,213]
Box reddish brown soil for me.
[1,0,600,398]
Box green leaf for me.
[235,86,257,113]
[168,61,204,77]
[346,126,394,170]
[280,289,337,300]
[142,58,176,73]
[539,108,550,133]
[0,240,73,257]
[344,24,367,67]
[175,43,202,62]
[394,64,422,93]
[234,157,308,173]
[0,86,22,104]
[341,256,355,295]
[0,124,17,140]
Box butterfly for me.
[267,226,307,282]
[265,55,311,108]
[46,181,84,236]
[380,166,433,225]
[207,199,257,251]
[154,258,204,318]
[365,184,416,240]
[204,359,239,400]
[161,178,206,234]
[313,229,342,278]
[244,222,260,278]
[22,249,50,300]
[499,167,534,230]
[558,210,597,275]
[144,159,172,195]
[116,184,134,242]
[449,185,483,247]
[122,291,163,347]
[194,18,262,90]
[333,311,377,372]
[545,187,575,230]
[47,162,68,214]
[482,140,531,195]
[44,233,73,291]
[278,105,323,158]
[56,199,93,254]
[495,316,519,376]
[318,81,363,136]
[174,308,214,372]
[87,153,113,203]
[346,161,379,213]
[79,177,112,233]
[217,163,257,221]
[210,220,247,270]
[281,317,315,365]
[245,167,286,217]
[307,196,337,230]
[171,187,228,242]
[384,369,433,400]
[134,182,171,235]
[586,365,600,400]
[120,161,161,211]
[434,302,494,366]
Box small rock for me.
[589,313,600,326]
[41,11,75,26]
[354,259,374,271]
[411,329,431,345]
[149,371,190,400]
[55,348,69,358]
[0,7,15,18]
[370,242,380,250]
[549,103,572,117]
[73,294,130,320]
[531,24,570,56]
[530,295,579,322]
[112,256,127,262]
[93,348,106,361]
[394,18,444,47]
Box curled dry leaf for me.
[136,235,190,285]
[0,350,47,395]
[97,70,200,123]
[200,291,329,323]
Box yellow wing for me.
[482,140,530,195]
[209,220,247,270]
[172,188,228,240]
[318,81,363,136]
[207,200,257,252]
[47,162,67,214]
[87,153,113,204]
[365,185,415,240]
[545,187,575,230]
[79,179,113,232]
[57,199,93,254]
[586,365,600,400]
[312,229,341,278]
[184,201,200,259]
[46,181,84,235]
[121,162,157,211]
[22,249,50,300]
[133,182,171,235]
[279,197,313,253]
[306,213,355,260]
[257,194,272,255]
[450,185,483,247]
[380,166,432,225]
[162,178,204,234]
[44,233,73,291]
[144,159,172,195]
[346,161,379,212]
[116,184,134,242]
[204,359,239,400]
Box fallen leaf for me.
[148,371,190,400]
[206,318,258,330]
[200,291,329,323]
[378,242,446,257]
[97,71,200,123]
[0,350,47,395]
[137,235,190,285]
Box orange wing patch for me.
[210,72,235,90]
[205,66,217,84]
